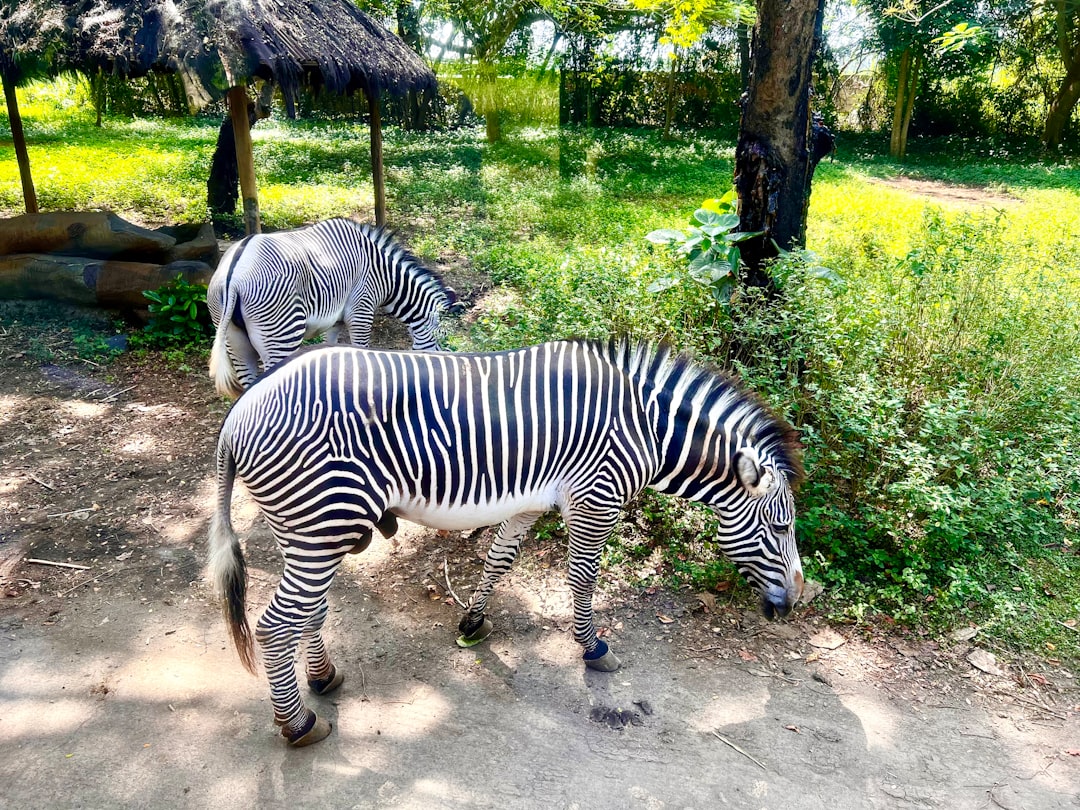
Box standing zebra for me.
[208,339,804,746]
[206,217,461,398]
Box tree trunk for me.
[1,66,37,214]
[227,86,261,235]
[889,48,912,159]
[396,0,425,131]
[208,90,271,234]
[485,108,502,143]
[898,52,921,160]
[663,53,678,140]
[737,20,752,92]
[367,89,387,227]
[1044,53,1080,146]
[734,0,827,290]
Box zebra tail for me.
[207,435,258,674]
[209,288,244,399]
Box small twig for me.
[1055,620,1078,634]
[47,507,93,518]
[999,691,1068,721]
[712,730,767,771]
[25,558,90,571]
[57,568,121,598]
[443,558,467,609]
[27,473,55,491]
[99,385,136,403]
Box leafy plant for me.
[644,190,761,308]
[139,277,213,348]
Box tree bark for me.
[227,86,261,235]
[367,89,387,227]
[734,0,827,290]
[889,48,912,159]
[2,67,38,214]
[1044,53,1080,146]
[737,20,752,92]
[898,52,921,160]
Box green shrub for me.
[137,277,213,348]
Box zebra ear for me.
[735,448,776,499]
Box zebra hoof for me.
[308,665,344,696]
[284,710,333,747]
[456,618,493,648]
[584,640,622,673]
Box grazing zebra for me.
[206,217,461,398]
[208,339,804,746]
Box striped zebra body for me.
[208,339,803,745]
[206,218,459,398]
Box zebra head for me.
[713,445,803,620]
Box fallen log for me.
[0,253,212,310]
[0,212,175,260]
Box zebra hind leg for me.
[456,511,544,648]
[302,597,345,696]
[257,554,346,747]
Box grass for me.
[3,78,1079,667]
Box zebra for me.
[206,217,461,398]
[207,339,804,746]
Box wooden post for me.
[2,67,38,214]
[227,85,260,235]
[367,89,386,227]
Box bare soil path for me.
[1,301,1077,809]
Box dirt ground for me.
[1,300,1078,810]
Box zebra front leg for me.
[456,511,544,647]
[564,504,622,673]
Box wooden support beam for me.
[2,68,38,214]
[367,89,386,227]
[227,85,261,235]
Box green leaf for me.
[693,208,722,227]
[647,276,680,293]
[681,234,705,253]
[711,277,736,305]
[645,228,686,244]
[726,230,764,243]
[807,265,846,287]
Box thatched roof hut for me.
[1,0,437,228]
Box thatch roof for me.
[1,0,437,113]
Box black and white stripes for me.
[206,217,459,398]
[208,338,803,745]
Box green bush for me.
[137,277,214,348]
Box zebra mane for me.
[597,338,804,484]
[352,221,460,309]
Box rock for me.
[950,626,978,643]
[799,579,824,604]
[0,212,175,260]
[967,648,1005,677]
[0,253,212,310]
[808,628,846,650]
[165,223,220,265]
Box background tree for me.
[858,0,980,159]
[734,0,829,289]
[631,0,752,138]
[1043,0,1080,146]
